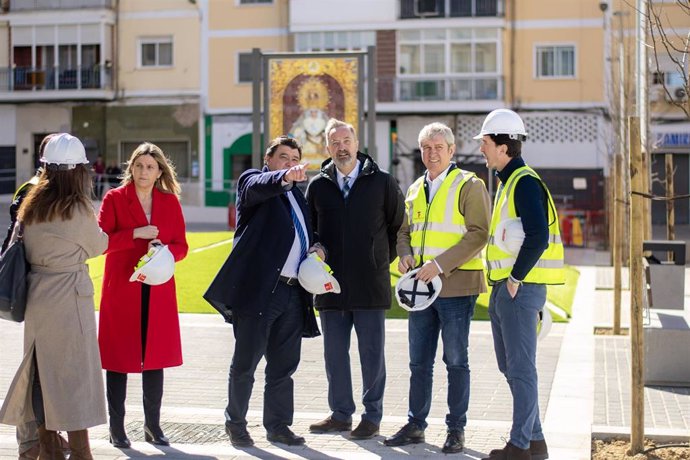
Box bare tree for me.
[648,1,690,117]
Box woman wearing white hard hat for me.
[0,133,109,459]
[97,142,188,448]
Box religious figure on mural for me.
[289,77,331,158]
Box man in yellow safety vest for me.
[477,109,564,460]
[385,122,490,454]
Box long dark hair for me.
[19,165,93,225]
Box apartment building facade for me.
[0,0,201,203]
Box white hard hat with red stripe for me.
[130,244,175,286]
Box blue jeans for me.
[320,310,386,425]
[488,281,546,450]
[408,295,476,430]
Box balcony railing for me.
[378,76,502,102]
[400,0,503,19]
[0,66,112,92]
[9,0,114,11]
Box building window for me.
[400,0,502,19]
[397,28,500,101]
[139,37,173,68]
[237,52,253,83]
[294,31,376,52]
[536,45,575,78]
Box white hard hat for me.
[298,253,341,295]
[495,218,525,256]
[395,268,442,312]
[40,133,89,167]
[474,109,527,140]
[130,244,175,286]
[537,307,553,341]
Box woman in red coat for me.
[97,142,188,448]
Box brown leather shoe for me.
[483,442,531,460]
[67,430,93,460]
[309,416,352,433]
[530,439,549,460]
[349,420,379,440]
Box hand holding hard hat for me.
[298,253,341,295]
[495,218,525,256]
[130,243,175,286]
[395,268,442,312]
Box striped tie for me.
[342,176,351,198]
[290,204,308,261]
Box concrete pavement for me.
[0,196,689,458]
[0,264,592,460]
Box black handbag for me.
[0,223,29,322]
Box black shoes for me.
[266,426,305,446]
[109,427,131,448]
[383,422,425,446]
[442,429,465,454]
[529,439,549,460]
[349,420,379,440]
[225,425,254,447]
[144,425,170,446]
[483,442,531,460]
[309,416,353,433]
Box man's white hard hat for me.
[474,109,528,140]
[298,253,341,295]
[40,133,89,167]
[395,268,442,312]
[537,307,553,341]
[130,244,175,286]
[494,218,525,256]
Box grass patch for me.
[87,232,580,321]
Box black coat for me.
[203,166,319,337]
[307,153,405,311]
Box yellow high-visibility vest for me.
[486,165,564,284]
[13,176,39,201]
[406,168,484,271]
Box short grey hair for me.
[418,122,455,148]
[325,118,356,146]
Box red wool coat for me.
[97,183,188,373]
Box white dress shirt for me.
[281,190,308,278]
[336,160,361,191]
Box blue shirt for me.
[496,157,550,281]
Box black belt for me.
[279,275,299,286]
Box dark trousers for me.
[107,284,164,430]
[225,282,304,432]
[107,370,164,429]
[320,309,386,425]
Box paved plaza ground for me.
[0,202,688,459]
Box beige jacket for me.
[0,206,108,431]
[397,173,491,297]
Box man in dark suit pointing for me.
[205,136,322,447]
